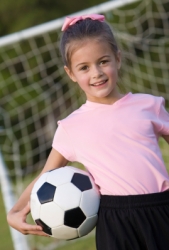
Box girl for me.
[7,14,169,250]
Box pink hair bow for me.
[61,14,105,31]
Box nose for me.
[92,65,103,79]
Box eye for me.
[100,60,108,65]
[80,65,88,71]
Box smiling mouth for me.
[90,79,108,86]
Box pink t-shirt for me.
[52,92,169,195]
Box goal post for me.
[0,0,139,48]
[0,0,169,249]
[0,150,30,250]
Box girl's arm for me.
[7,148,68,236]
[162,134,169,144]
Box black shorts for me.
[96,191,169,250]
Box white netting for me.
[0,0,169,249]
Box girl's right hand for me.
[6,149,68,237]
[7,202,49,237]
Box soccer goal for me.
[0,0,169,249]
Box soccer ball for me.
[30,166,100,240]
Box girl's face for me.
[64,39,122,104]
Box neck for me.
[86,90,124,105]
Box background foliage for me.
[0,0,107,36]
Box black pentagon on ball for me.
[37,182,56,204]
[71,173,92,191]
[64,207,86,228]
[35,219,52,235]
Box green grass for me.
[57,235,96,250]
[28,233,96,250]
[0,189,14,250]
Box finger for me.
[23,230,50,237]
[29,231,50,237]
[21,223,43,232]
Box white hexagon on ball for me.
[30,193,41,220]
[52,225,78,240]
[54,182,81,210]
[46,167,74,187]
[78,214,98,237]
[40,202,64,228]
[80,189,100,217]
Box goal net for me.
[0,0,169,249]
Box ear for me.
[116,50,121,70]
[64,66,77,82]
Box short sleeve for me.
[52,121,76,162]
[157,97,169,135]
